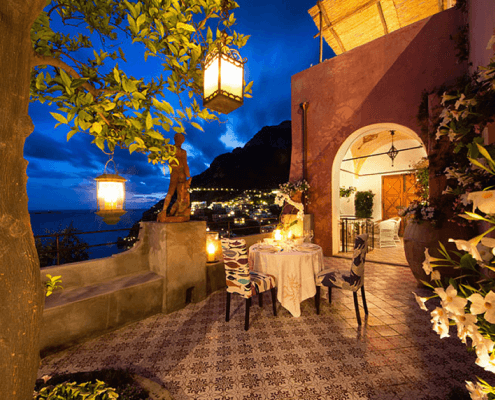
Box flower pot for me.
[403,220,475,287]
[290,191,303,203]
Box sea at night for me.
[29,209,148,262]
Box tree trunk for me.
[0,1,47,398]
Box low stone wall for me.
[40,225,272,355]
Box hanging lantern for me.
[95,158,127,225]
[387,130,399,167]
[203,47,246,114]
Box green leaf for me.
[103,102,116,111]
[136,14,147,29]
[59,69,71,88]
[95,137,105,151]
[191,122,203,131]
[152,98,174,114]
[127,14,138,34]
[50,112,68,125]
[113,67,121,83]
[91,122,102,134]
[477,143,495,165]
[177,22,195,32]
[149,147,161,152]
[129,143,139,154]
[67,130,77,141]
[146,113,153,130]
[244,80,253,93]
[36,72,45,90]
[146,130,164,140]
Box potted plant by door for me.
[354,190,374,218]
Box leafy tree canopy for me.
[30,0,252,166]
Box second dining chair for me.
[221,238,277,331]
[314,233,369,325]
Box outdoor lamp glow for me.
[95,168,127,225]
[203,48,246,114]
[207,231,220,263]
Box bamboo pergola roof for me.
[309,0,456,56]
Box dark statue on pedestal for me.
[157,133,191,223]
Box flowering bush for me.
[274,179,309,229]
[398,200,440,225]
[414,50,495,399]
[278,179,310,196]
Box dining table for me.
[248,241,324,317]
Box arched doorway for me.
[331,123,427,254]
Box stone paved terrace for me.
[38,244,493,399]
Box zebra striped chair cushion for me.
[222,238,276,299]
[316,234,368,292]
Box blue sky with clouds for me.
[26,0,334,210]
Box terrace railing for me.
[34,227,141,267]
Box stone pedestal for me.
[281,214,314,238]
[142,221,207,314]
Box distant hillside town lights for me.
[95,158,127,225]
[203,47,246,114]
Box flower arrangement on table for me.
[413,50,495,399]
[274,179,310,239]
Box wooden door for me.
[382,174,419,234]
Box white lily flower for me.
[435,285,467,315]
[475,346,495,373]
[431,270,441,281]
[469,291,495,323]
[466,381,488,400]
[467,190,495,214]
[449,237,483,263]
[454,93,466,110]
[422,248,440,275]
[477,243,494,265]
[430,307,450,338]
[413,292,428,311]
[451,314,477,344]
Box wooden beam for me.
[316,0,346,53]
[377,1,388,35]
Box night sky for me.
[26,1,334,211]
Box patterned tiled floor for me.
[39,256,494,399]
[338,239,408,267]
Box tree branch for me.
[32,52,102,98]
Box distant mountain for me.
[118,121,292,246]
[190,120,291,200]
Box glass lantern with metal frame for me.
[203,46,246,114]
[95,157,127,225]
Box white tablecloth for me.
[249,243,324,317]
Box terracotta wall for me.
[290,7,468,256]
[468,0,495,74]
[468,0,495,146]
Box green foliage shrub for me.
[34,369,151,400]
[354,191,375,218]
[35,221,90,267]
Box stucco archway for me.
[331,123,426,254]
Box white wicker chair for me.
[374,220,397,248]
[390,217,401,244]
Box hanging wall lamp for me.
[95,157,127,225]
[203,43,247,114]
[387,130,399,167]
